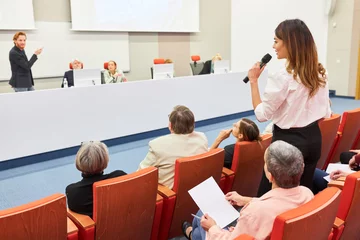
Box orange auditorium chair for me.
[234,187,341,240]
[317,114,341,170]
[157,149,225,240]
[328,108,360,165]
[220,134,272,196]
[67,167,163,240]
[0,193,78,240]
[328,171,360,240]
[103,62,109,70]
[190,55,204,75]
[270,187,341,240]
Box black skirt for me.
[257,121,322,197]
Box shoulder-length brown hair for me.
[275,19,326,97]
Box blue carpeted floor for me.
[0,97,358,213]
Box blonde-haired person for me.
[210,118,262,168]
[248,19,332,196]
[103,60,127,84]
[66,141,126,218]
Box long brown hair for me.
[275,19,326,97]
[239,118,262,142]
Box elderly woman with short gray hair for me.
[66,141,126,218]
[184,141,314,240]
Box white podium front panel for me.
[0,71,267,161]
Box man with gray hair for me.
[61,59,82,88]
[184,141,314,240]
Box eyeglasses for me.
[81,141,94,145]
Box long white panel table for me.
[0,71,267,161]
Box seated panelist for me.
[199,53,222,75]
[103,60,127,83]
[61,59,82,88]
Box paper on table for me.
[323,163,356,182]
[188,177,239,228]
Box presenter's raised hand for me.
[34,47,43,56]
[248,62,266,84]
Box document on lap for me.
[188,177,239,228]
[323,163,356,182]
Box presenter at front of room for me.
[247,19,331,197]
[9,32,43,92]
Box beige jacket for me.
[138,131,208,189]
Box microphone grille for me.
[262,53,272,64]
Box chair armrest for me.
[333,217,345,229]
[222,167,235,176]
[67,217,78,235]
[67,209,95,229]
[328,181,345,190]
[156,193,163,202]
[337,177,346,182]
[157,184,176,198]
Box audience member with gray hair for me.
[184,141,314,240]
[66,141,126,218]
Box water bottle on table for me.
[63,78,68,88]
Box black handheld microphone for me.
[243,53,272,83]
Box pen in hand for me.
[191,213,201,220]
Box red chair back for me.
[168,149,225,238]
[336,171,360,239]
[317,114,341,169]
[191,55,201,62]
[104,62,109,69]
[0,194,68,240]
[331,108,360,163]
[271,187,341,240]
[153,58,165,64]
[93,167,159,240]
[231,135,272,197]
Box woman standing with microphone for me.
[248,19,331,196]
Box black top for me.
[199,60,212,75]
[224,144,235,169]
[9,46,38,88]
[66,170,126,218]
[61,70,74,88]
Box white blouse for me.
[255,68,331,129]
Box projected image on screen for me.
[71,0,198,32]
[95,0,179,27]
[0,0,35,30]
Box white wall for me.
[0,72,267,161]
[326,0,359,96]
[231,0,328,74]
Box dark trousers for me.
[257,121,322,197]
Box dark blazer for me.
[66,170,126,218]
[61,70,74,88]
[9,46,38,88]
[199,60,212,75]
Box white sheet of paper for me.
[323,163,356,182]
[188,177,239,228]
[323,175,331,182]
[326,163,355,174]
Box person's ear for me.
[168,122,172,132]
[237,133,243,140]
